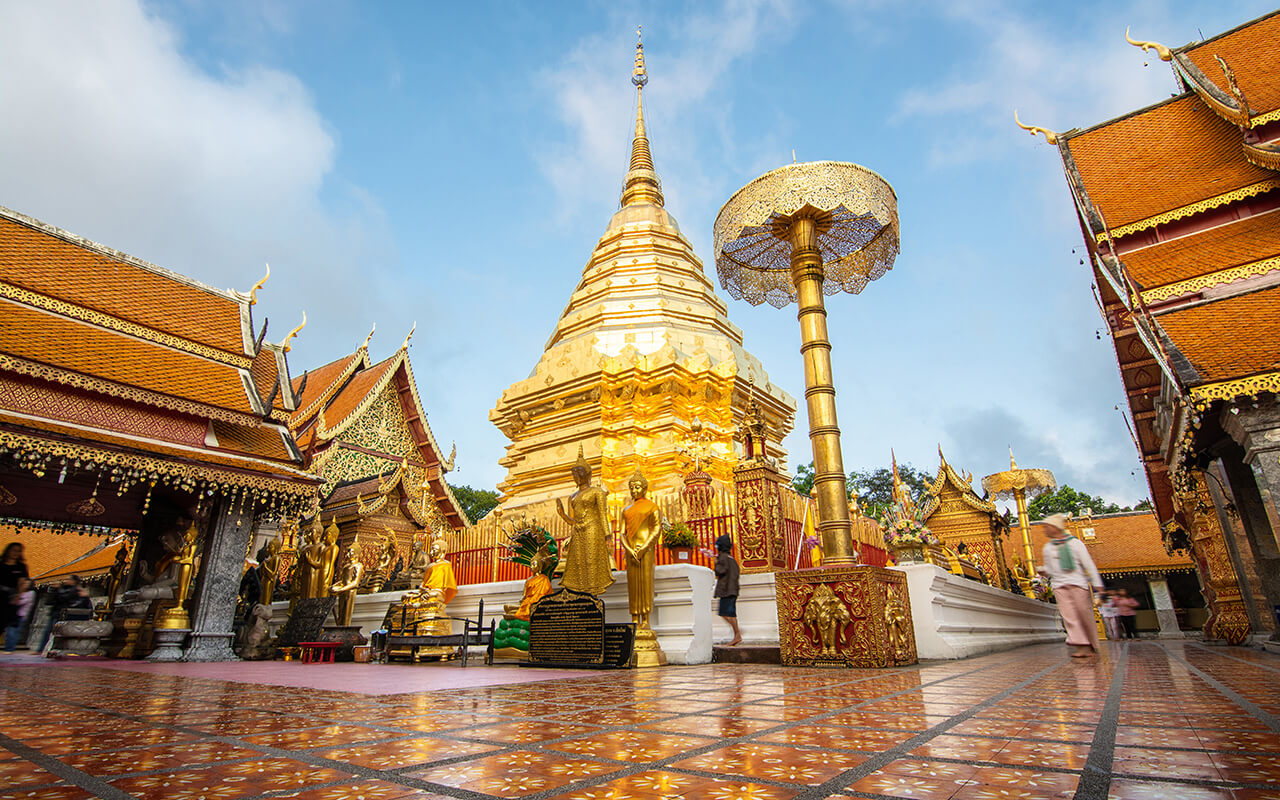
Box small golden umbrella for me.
[982,451,1056,571]
[713,161,900,565]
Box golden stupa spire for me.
[621,25,664,208]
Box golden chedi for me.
[490,29,795,509]
[622,468,667,667]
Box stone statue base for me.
[775,566,916,668]
[633,627,667,668]
[47,619,115,658]
[147,628,190,662]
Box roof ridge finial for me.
[362,323,375,349]
[1009,446,1019,470]
[621,25,664,208]
[1125,27,1172,62]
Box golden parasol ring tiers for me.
[713,161,900,308]
[981,468,1057,501]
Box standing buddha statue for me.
[257,537,281,606]
[554,445,615,596]
[330,547,364,627]
[622,468,667,667]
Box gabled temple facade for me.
[289,334,467,583]
[920,449,1011,590]
[1034,10,1280,643]
[0,204,319,660]
[490,36,796,508]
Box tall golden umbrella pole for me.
[982,451,1056,571]
[713,162,900,564]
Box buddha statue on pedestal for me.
[554,446,615,596]
[302,519,341,599]
[330,547,364,627]
[622,469,666,666]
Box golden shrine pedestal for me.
[775,566,917,668]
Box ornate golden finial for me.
[1009,446,1019,470]
[1214,54,1250,117]
[937,443,947,464]
[247,263,270,305]
[1014,110,1058,144]
[632,26,647,88]
[281,311,306,352]
[400,322,416,350]
[622,25,663,208]
[362,323,376,349]
[1125,27,1172,62]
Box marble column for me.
[1146,577,1180,637]
[183,498,255,662]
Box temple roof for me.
[34,536,126,583]
[921,447,997,519]
[1180,10,1280,122]
[1002,511,1192,575]
[1123,209,1280,292]
[1156,284,1280,382]
[0,205,318,509]
[1064,95,1273,232]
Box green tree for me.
[790,461,934,516]
[448,484,500,523]
[1026,485,1122,519]
[791,462,815,496]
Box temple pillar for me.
[1217,453,1280,641]
[184,498,256,662]
[1179,470,1251,644]
[733,459,788,574]
[1207,461,1276,636]
[1146,577,1180,637]
[1222,399,1280,550]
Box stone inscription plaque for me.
[529,589,605,666]
[603,623,636,669]
[276,597,336,649]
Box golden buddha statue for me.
[155,521,199,630]
[257,537,281,606]
[554,445,615,596]
[291,522,317,611]
[330,547,364,626]
[302,518,341,599]
[622,468,667,667]
[388,533,458,659]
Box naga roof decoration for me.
[920,446,997,519]
[289,330,468,530]
[0,205,319,514]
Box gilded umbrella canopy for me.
[712,161,900,308]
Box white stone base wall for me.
[890,563,1065,660]
[270,563,718,665]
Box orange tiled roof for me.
[1183,11,1280,118]
[36,539,124,581]
[210,421,293,462]
[321,355,400,433]
[1067,96,1273,229]
[1157,284,1280,382]
[0,298,254,415]
[1123,210,1280,289]
[0,212,246,356]
[0,524,111,581]
[289,349,365,430]
[1002,512,1192,574]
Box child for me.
[713,535,741,646]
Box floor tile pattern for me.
[0,641,1277,798]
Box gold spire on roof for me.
[281,311,306,352]
[247,263,270,305]
[621,25,664,208]
[362,323,376,349]
[1125,27,1172,62]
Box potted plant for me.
[661,522,699,562]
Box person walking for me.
[1099,589,1122,641]
[1113,588,1140,639]
[1036,514,1104,658]
[713,535,741,647]
[5,578,34,652]
[0,543,29,651]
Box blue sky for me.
[1,0,1272,506]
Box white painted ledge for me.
[890,563,1065,660]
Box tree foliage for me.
[790,461,934,515]
[1025,484,1148,519]
[448,484,500,523]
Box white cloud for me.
[0,0,393,363]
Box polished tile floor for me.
[0,641,1278,799]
